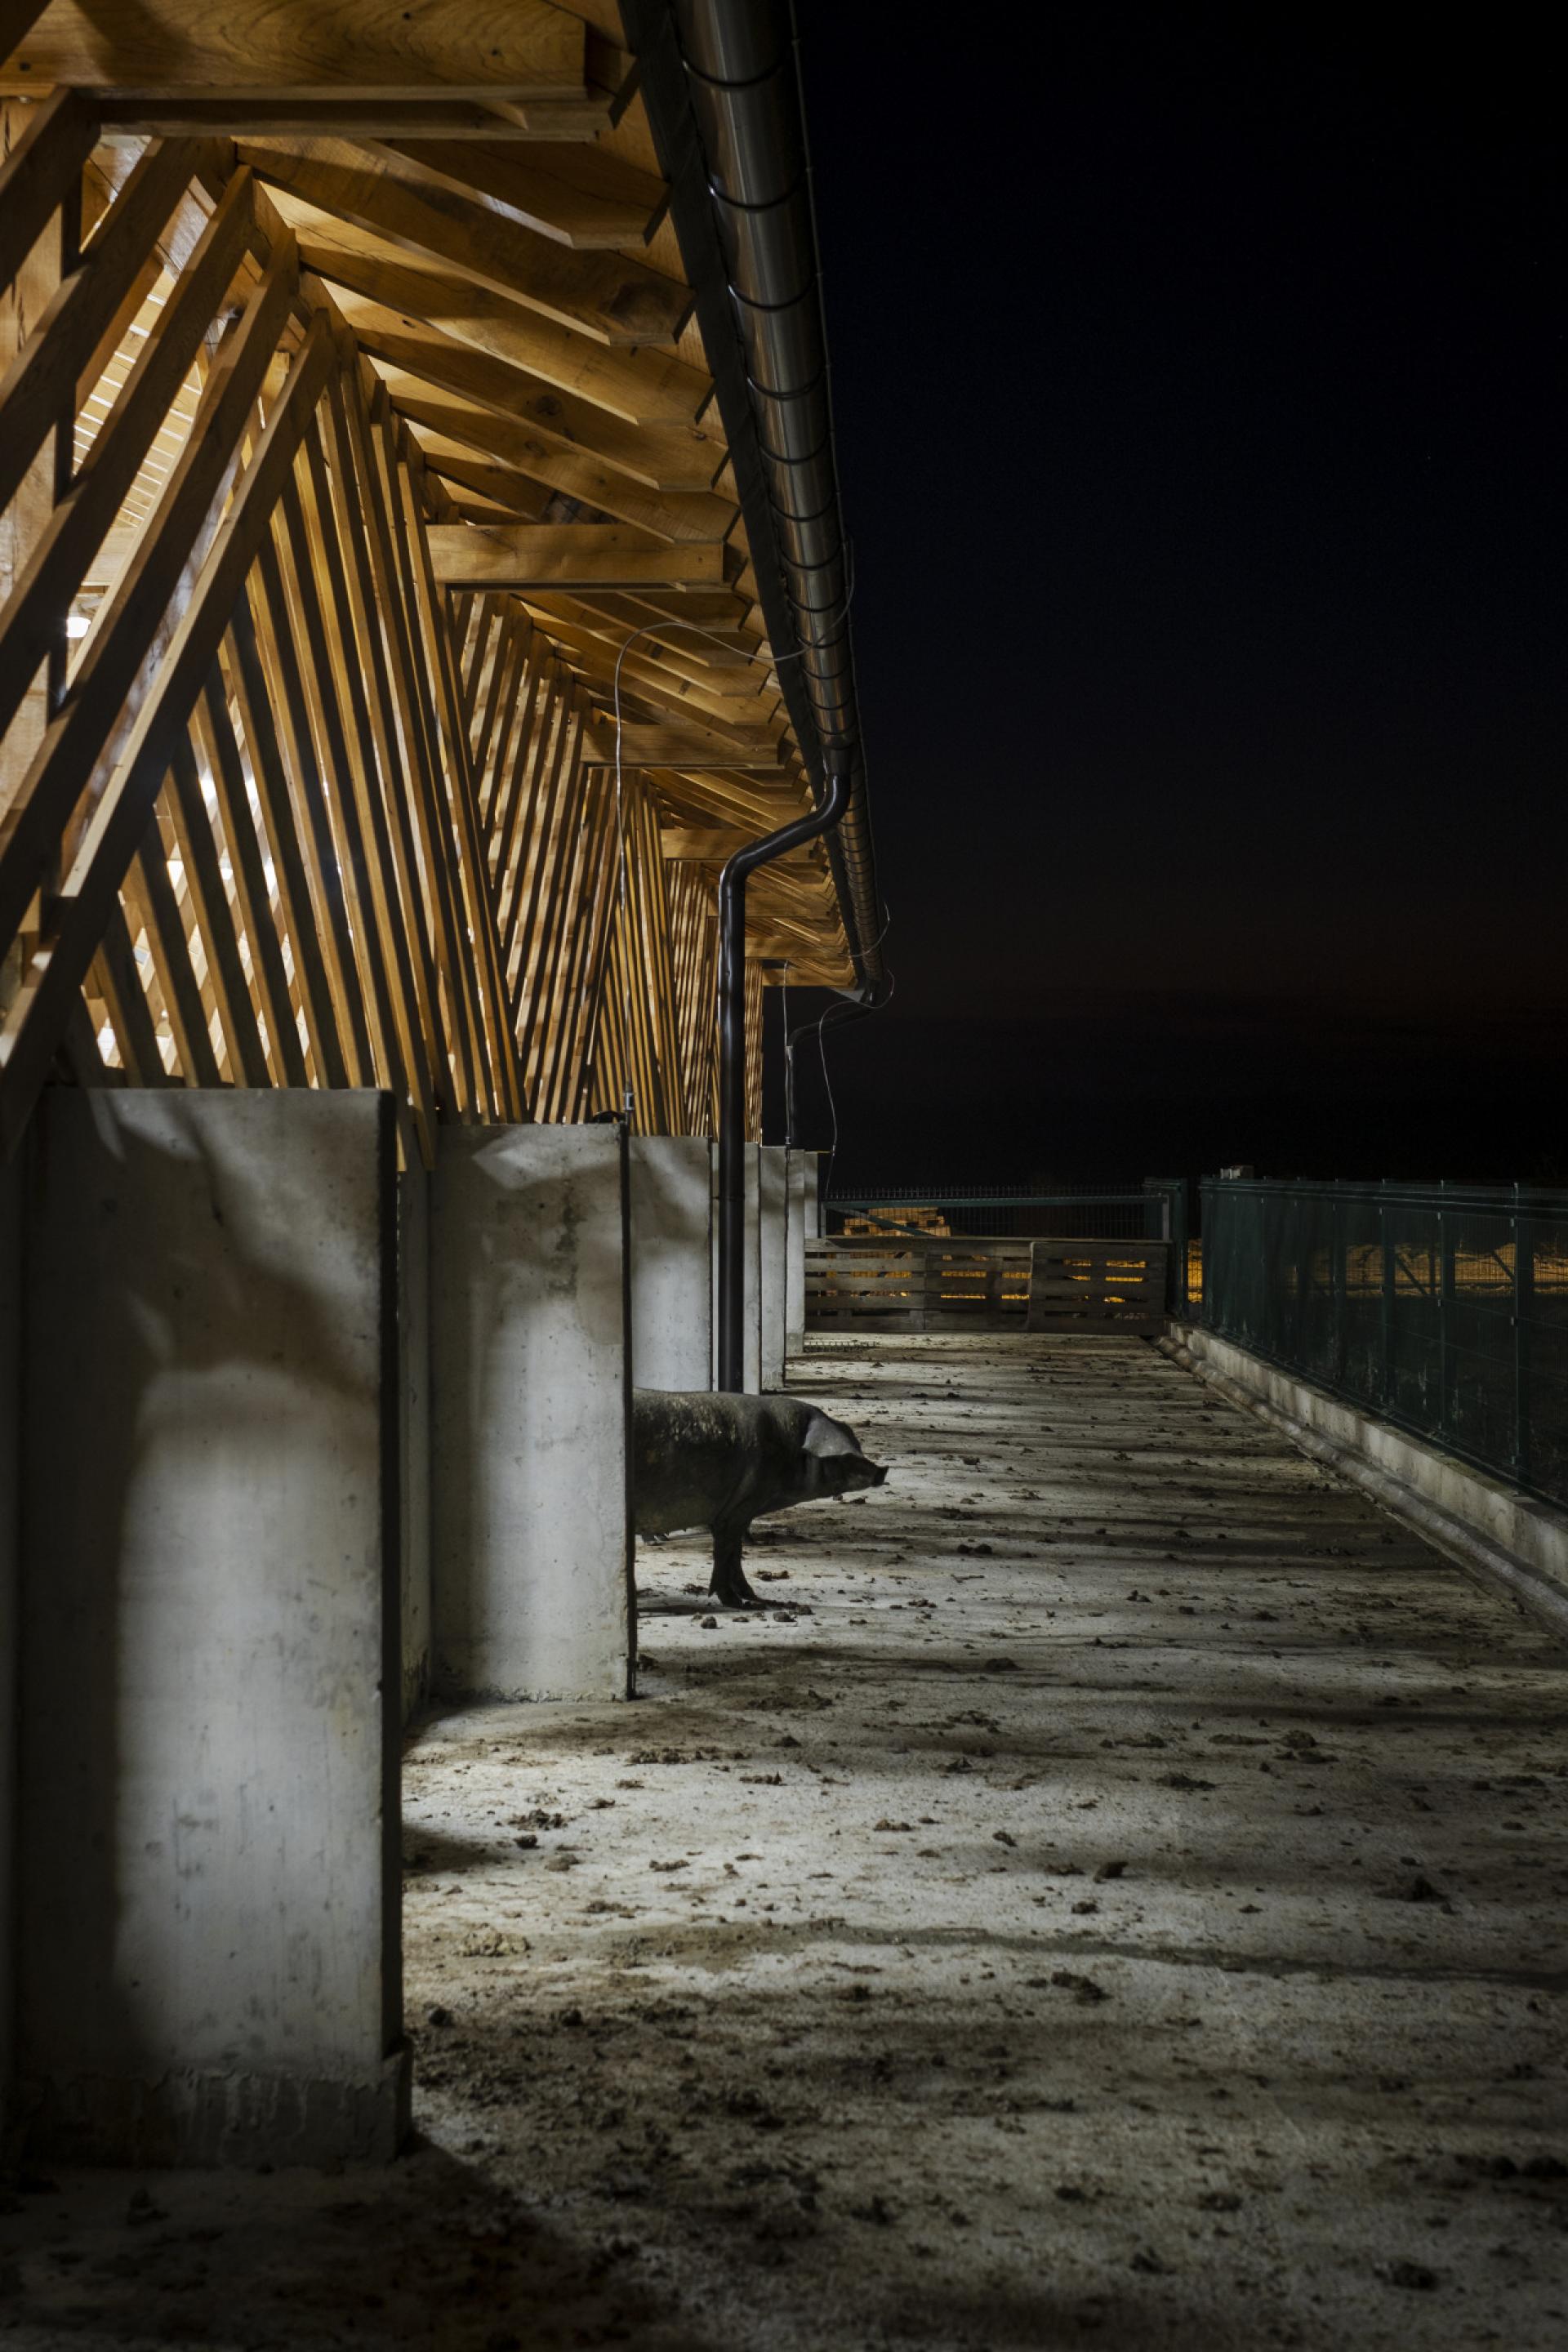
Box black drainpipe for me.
[716,753,850,1391]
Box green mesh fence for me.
[1199,1178,1568,1508]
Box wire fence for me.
[1198,1178,1568,1510]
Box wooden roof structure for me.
[0,0,876,1160]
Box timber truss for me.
[0,2,860,1164]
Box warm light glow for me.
[65,615,90,639]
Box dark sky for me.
[768,6,1566,1187]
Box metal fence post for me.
[1331,1186,1346,1389]
[1513,1192,1533,1488]
[1379,1186,1395,1414]
[1437,1198,1450,1437]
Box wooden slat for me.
[249,531,375,1085]
[0,82,94,298]
[0,311,333,1153]
[127,810,221,1085]
[368,343,719,492]
[2,5,587,96]
[367,136,665,251]
[0,136,209,519]
[92,898,167,1084]
[193,668,309,1087]
[269,164,692,349]
[396,430,525,1121]
[224,550,352,1089]
[0,162,255,746]
[403,406,733,543]
[586,724,786,770]
[305,260,700,430]
[286,427,437,1155]
[0,225,294,956]
[315,362,445,1117]
[98,95,612,141]
[165,729,271,1088]
[428,522,724,591]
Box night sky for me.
[766,7,1566,1191]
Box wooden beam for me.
[96,93,611,141]
[0,310,335,1155]
[583,723,788,769]
[661,827,785,862]
[0,227,295,958]
[1,4,586,96]
[0,162,256,747]
[0,83,95,300]
[312,265,705,428]
[397,396,733,542]
[363,136,665,251]
[248,143,693,349]
[427,522,724,591]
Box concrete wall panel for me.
[16,1088,404,2165]
[743,1144,762,1392]
[399,1165,432,1722]
[432,1125,631,1702]
[0,1143,20,2141]
[760,1145,789,1389]
[628,1134,712,1392]
[786,1152,808,1359]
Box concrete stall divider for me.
[398,1160,432,1722]
[760,1144,790,1388]
[786,1151,808,1361]
[11,1087,407,2166]
[0,1134,20,2148]
[628,1135,713,1392]
[743,1143,763,1392]
[431,1124,633,1706]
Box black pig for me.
[632,1390,888,1606]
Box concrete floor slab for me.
[4,1336,1566,2348]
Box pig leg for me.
[710,1512,761,1608]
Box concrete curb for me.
[1159,1323,1568,1644]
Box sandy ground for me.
[4,1333,1567,2350]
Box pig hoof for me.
[710,1573,762,1608]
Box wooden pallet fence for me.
[1026,1238,1169,1333]
[805,1237,1032,1332]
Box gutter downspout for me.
[624,0,884,994]
[717,755,851,1391]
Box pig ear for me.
[803,1413,858,1458]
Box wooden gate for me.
[804,1237,1031,1332]
[1025,1239,1169,1332]
[805,1235,1171,1334]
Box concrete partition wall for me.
[14,1088,406,2165]
[742,1143,762,1392]
[760,1145,789,1388]
[786,1152,808,1359]
[432,1125,632,1703]
[0,1144,20,2145]
[629,1134,712,1392]
[398,1165,432,1721]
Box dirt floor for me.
[5,1333,1568,2350]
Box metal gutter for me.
[622,0,884,996]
